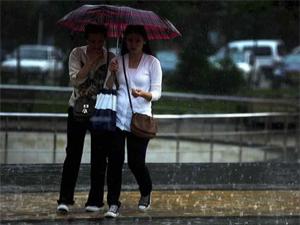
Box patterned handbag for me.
[73,95,96,122]
[90,88,117,131]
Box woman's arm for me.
[69,48,102,87]
[132,57,162,102]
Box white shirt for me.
[114,53,162,131]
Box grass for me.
[153,99,246,114]
[238,87,300,98]
[2,96,297,114]
[1,82,299,114]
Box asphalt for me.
[1,190,300,225]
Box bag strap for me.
[105,43,119,90]
[105,44,109,86]
[101,38,118,90]
[112,71,119,90]
[122,55,134,114]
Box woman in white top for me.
[104,25,162,218]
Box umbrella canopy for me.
[57,4,181,40]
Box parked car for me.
[1,45,64,84]
[292,45,300,54]
[209,49,254,78]
[209,39,287,87]
[156,50,179,73]
[273,52,300,86]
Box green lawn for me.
[2,95,297,114]
[1,85,299,114]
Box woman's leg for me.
[106,128,125,207]
[86,130,110,207]
[57,107,88,205]
[127,133,152,196]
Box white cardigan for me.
[113,53,162,132]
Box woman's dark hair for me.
[121,25,153,56]
[84,24,110,75]
[84,24,107,39]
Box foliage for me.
[166,43,246,95]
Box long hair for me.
[121,25,153,56]
[84,24,110,76]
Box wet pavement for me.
[1,190,300,224]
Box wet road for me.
[1,190,300,224]
[1,217,300,225]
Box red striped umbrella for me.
[57,4,181,40]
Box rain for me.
[1,1,300,225]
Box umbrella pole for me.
[116,37,120,55]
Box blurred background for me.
[1,2,300,223]
[0,0,299,164]
[1,1,299,91]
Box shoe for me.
[138,194,151,211]
[104,205,120,218]
[57,203,69,213]
[85,205,104,212]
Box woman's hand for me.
[132,89,152,101]
[75,49,103,81]
[109,59,119,73]
[131,88,143,97]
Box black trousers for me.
[58,107,110,207]
[107,128,152,206]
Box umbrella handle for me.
[116,37,121,56]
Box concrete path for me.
[1,190,299,224]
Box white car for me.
[292,45,300,54]
[210,40,286,67]
[1,45,64,78]
[209,49,253,74]
[209,39,287,86]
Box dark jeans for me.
[107,128,152,206]
[57,107,110,207]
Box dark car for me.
[273,53,300,86]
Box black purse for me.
[73,95,96,122]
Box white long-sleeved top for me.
[114,53,162,132]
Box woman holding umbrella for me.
[57,24,115,213]
[104,25,163,218]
